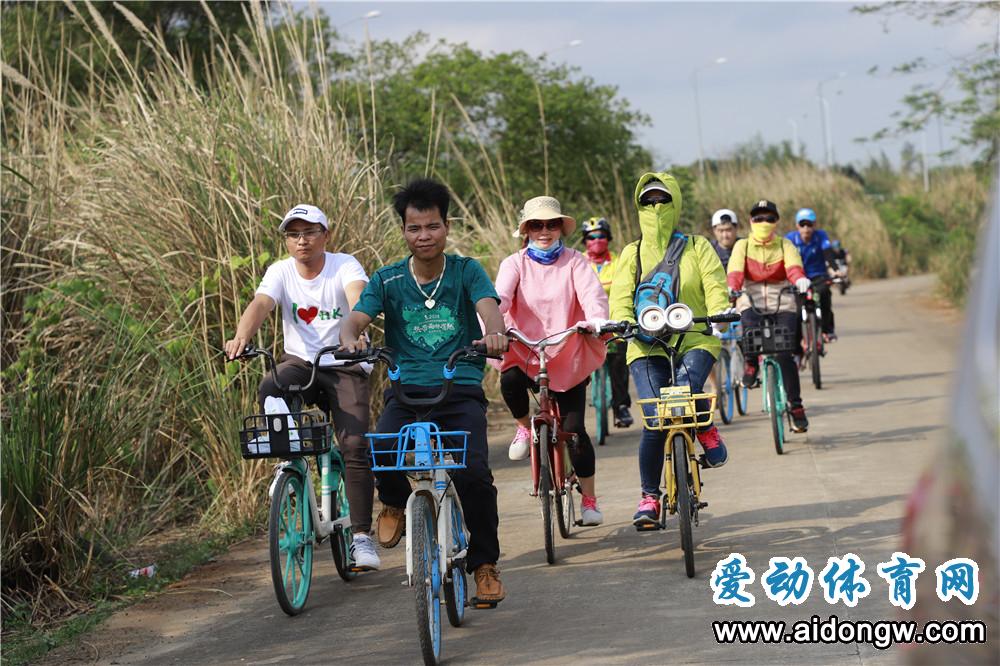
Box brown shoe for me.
[376,505,405,548]
[473,564,506,604]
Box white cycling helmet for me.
[711,208,739,227]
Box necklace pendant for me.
[424,298,436,309]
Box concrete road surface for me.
[42,275,962,665]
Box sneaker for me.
[614,405,634,428]
[632,494,661,527]
[508,424,531,461]
[580,494,604,526]
[742,362,759,388]
[473,563,506,604]
[376,505,405,548]
[349,533,380,571]
[697,426,728,468]
[823,332,838,343]
[790,406,809,433]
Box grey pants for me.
[259,356,373,534]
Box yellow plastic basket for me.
[636,386,716,430]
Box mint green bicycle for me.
[234,345,358,615]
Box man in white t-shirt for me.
[223,204,379,570]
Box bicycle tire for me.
[269,470,313,615]
[732,346,749,415]
[556,474,574,539]
[808,311,822,389]
[839,282,847,296]
[330,473,356,582]
[767,365,784,455]
[717,349,733,425]
[672,434,696,578]
[538,424,556,564]
[594,368,609,445]
[444,495,467,628]
[412,494,442,665]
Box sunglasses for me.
[640,193,673,206]
[751,215,778,223]
[527,220,563,232]
[797,221,815,228]
[585,233,608,241]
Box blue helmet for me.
[795,208,817,224]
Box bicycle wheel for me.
[808,311,822,389]
[732,346,749,415]
[671,434,695,578]
[537,425,556,564]
[555,447,574,539]
[767,364,785,455]
[594,368,609,445]
[444,495,467,628]
[716,349,734,425]
[412,495,442,665]
[269,470,313,615]
[330,473,356,581]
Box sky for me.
[313,1,997,169]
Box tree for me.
[853,2,1000,165]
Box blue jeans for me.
[629,350,716,497]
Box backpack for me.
[631,231,689,342]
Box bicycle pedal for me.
[698,501,708,509]
[635,523,662,532]
[470,598,499,609]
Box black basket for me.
[239,411,331,459]
[741,320,797,355]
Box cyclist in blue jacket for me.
[785,208,838,342]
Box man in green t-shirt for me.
[340,178,508,605]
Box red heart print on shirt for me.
[297,306,319,325]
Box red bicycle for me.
[505,326,591,565]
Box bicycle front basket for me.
[368,422,468,472]
[741,319,796,355]
[239,410,331,460]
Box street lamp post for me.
[817,72,845,169]
[692,56,727,179]
[363,10,381,156]
[536,39,582,194]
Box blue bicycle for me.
[714,323,749,424]
[359,344,493,666]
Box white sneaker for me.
[508,424,531,461]
[580,495,604,526]
[350,533,380,571]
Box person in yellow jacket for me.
[581,216,633,428]
[609,173,732,528]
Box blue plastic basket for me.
[367,422,469,471]
[719,321,742,342]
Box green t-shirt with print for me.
[354,254,499,387]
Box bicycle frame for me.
[268,449,351,543]
[402,470,465,587]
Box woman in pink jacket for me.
[495,196,610,526]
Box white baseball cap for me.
[711,208,739,227]
[279,204,329,232]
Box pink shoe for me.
[508,424,531,461]
[696,426,728,468]
[580,494,604,526]
[632,494,661,526]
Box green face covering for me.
[750,221,776,242]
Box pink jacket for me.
[494,248,609,392]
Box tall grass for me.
[2,1,398,619]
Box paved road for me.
[45,275,959,665]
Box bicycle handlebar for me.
[231,344,373,395]
[740,286,798,316]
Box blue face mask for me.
[526,239,564,265]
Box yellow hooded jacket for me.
[609,172,731,364]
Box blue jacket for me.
[785,229,832,278]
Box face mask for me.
[751,222,776,242]
[526,239,564,265]
[585,238,609,258]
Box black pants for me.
[741,311,803,408]
[499,367,596,478]
[607,344,631,411]
[807,278,835,334]
[373,384,499,572]
[259,357,373,533]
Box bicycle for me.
[233,345,359,616]
[362,344,495,666]
[713,322,749,424]
[590,357,612,446]
[740,288,800,455]
[506,326,593,565]
[798,277,829,390]
[603,304,740,578]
